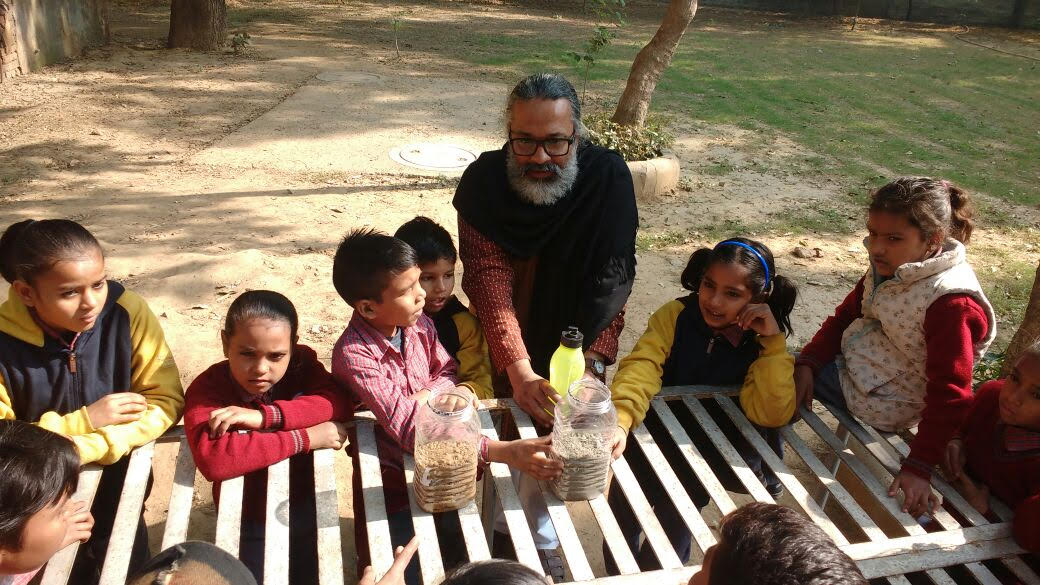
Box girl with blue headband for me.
[604,237,798,572]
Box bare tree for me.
[1002,262,1040,374]
[611,0,697,128]
[168,0,227,50]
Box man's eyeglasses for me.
[508,135,576,157]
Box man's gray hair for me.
[506,73,587,138]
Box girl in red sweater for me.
[184,291,353,584]
[943,344,1040,551]
[795,177,995,518]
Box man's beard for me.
[505,148,580,206]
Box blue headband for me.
[714,240,771,286]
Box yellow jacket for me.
[612,299,795,431]
[450,309,494,400]
[0,281,184,464]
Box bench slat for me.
[314,448,346,585]
[650,401,737,515]
[587,495,640,575]
[457,498,492,562]
[356,422,394,580]
[681,398,774,502]
[215,475,245,556]
[99,441,155,585]
[41,465,104,585]
[161,438,197,550]
[609,456,682,569]
[263,458,291,585]
[403,453,446,585]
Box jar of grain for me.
[548,378,617,501]
[413,389,481,513]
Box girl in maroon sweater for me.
[795,178,995,518]
[184,291,353,584]
[943,345,1040,551]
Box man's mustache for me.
[523,162,561,175]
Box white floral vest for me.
[837,239,996,432]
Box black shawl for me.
[453,142,638,376]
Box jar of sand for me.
[548,378,617,501]
[413,389,481,513]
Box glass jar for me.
[413,389,481,513]
[548,378,617,501]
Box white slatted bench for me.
[40,386,1039,585]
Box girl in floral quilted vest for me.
[795,177,995,518]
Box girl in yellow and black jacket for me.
[605,237,797,573]
[0,219,183,584]
[395,216,493,399]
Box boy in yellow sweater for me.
[395,217,493,399]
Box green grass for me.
[445,17,1040,208]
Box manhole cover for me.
[389,143,477,171]
[315,71,382,84]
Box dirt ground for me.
[2,0,1038,581]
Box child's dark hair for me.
[224,290,299,342]
[681,237,797,335]
[0,219,103,284]
[394,216,457,265]
[0,420,80,551]
[870,176,974,244]
[440,559,547,585]
[332,228,418,306]
[709,502,867,585]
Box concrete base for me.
[627,157,681,200]
[1,0,109,80]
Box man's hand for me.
[611,426,628,460]
[888,470,940,518]
[942,439,966,481]
[737,303,780,337]
[358,536,419,585]
[60,500,94,549]
[85,393,147,428]
[507,359,559,425]
[305,421,350,451]
[794,365,815,410]
[492,436,563,481]
[208,406,264,438]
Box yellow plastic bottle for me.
[549,327,585,401]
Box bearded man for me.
[453,73,638,577]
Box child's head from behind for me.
[0,219,106,334]
[221,290,299,397]
[1000,341,1040,431]
[867,177,974,277]
[394,216,457,315]
[440,559,547,585]
[0,420,80,575]
[332,228,424,336]
[681,238,796,335]
[690,502,866,585]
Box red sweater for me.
[798,277,989,478]
[959,380,1040,551]
[184,345,353,519]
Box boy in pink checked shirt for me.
[330,228,562,583]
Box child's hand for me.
[208,406,264,438]
[85,392,147,428]
[611,426,628,460]
[737,303,780,337]
[306,421,349,451]
[60,500,94,548]
[942,439,966,480]
[794,365,815,409]
[888,470,940,517]
[358,536,418,585]
[498,436,564,480]
[957,475,990,515]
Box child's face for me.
[1000,356,1040,430]
[418,258,455,314]
[13,249,108,334]
[221,318,294,396]
[865,210,937,277]
[688,544,716,585]
[0,496,68,574]
[698,262,753,330]
[362,266,426,337]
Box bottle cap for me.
[560,326,583,349]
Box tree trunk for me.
[1010,0,1031,28]
[168,0,227,50]
[1002,261,1040,375]
[611,0,697,128]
